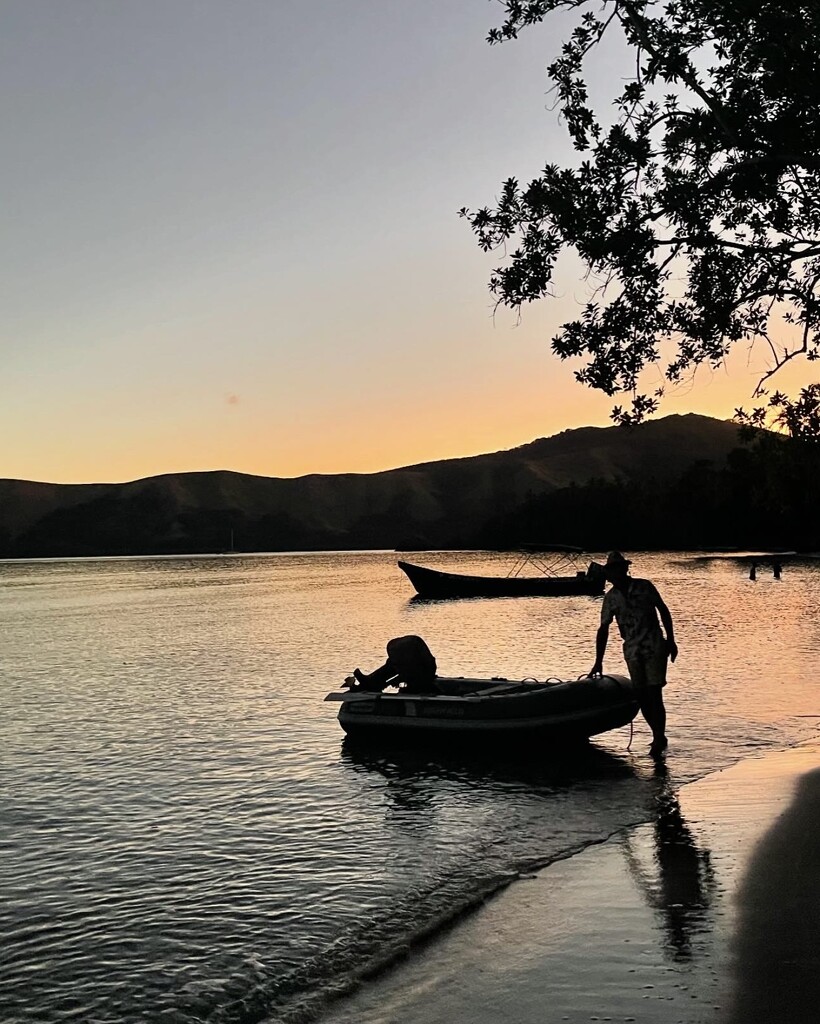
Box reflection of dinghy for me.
[398,546,605,599]
[325,674,638,746]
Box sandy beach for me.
[319,741,820,1024]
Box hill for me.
[0,414,745,557]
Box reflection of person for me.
[345,635,437,694]
[590,551,677,756]
[652,786,713,958]
[749,561,757,581]
[623,764,715,962]
[772,560,782,580]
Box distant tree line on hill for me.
[476,433,820,552]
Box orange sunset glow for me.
[1,3,813,486]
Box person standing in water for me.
[590,551,678,756]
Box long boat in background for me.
[397,545,605,599]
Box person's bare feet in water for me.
[650,736,669,757]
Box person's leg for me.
[640,687,668,752]
[627,653,668,752]
[642,648,669,752]
[353,661,397,691]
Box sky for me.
[1,1,807,484]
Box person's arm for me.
[590,621,610,676]
[591,592,614,675]
[655,590,678,662]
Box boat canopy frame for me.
[506,544,590,579]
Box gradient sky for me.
[1,1,806,484]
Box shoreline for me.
[315,738,820,1024]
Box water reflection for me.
[623,762,715,961]
[339,740,641,826]
[341,739,637,788]
[339,742,650,886]
[726,767,820,1024]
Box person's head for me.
[604,550,631,584]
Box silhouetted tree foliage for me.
[462,1,820,431]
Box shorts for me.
[625,647,668,689]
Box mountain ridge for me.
[0,413,744,556]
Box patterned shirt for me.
[601,577,666,660]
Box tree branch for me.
[618,1,741,149]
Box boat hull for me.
[397,560,604,599]
[327,674,638,747]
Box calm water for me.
[2,551,818,1024]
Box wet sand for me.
[319,742,820,1024]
